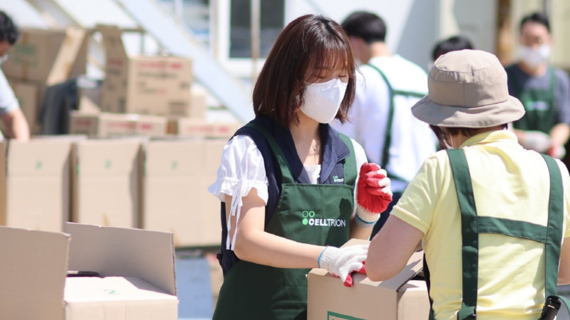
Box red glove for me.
[356,163,393,227]
[337,261,367,287]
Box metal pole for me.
[251,0,260,87]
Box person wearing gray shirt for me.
[0,11,30,141]
[506,12,570,158]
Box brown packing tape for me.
[47,28,87,86]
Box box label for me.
[327,312,366,320]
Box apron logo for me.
[301,211,346,227]
[302,210,315,225]
[333,175,344,183]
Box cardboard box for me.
[201,139,226,245]
[98,25,192,116]
[144,139,205,247]
[308,239,430,320]
[70,112,167,137]
[167,118,240,138]
[2,27,88,84]
[5,140,73,232]
[0,222,178,320]
[143,138,224,247]
[7,78,41,134]
[209,122,240,138]
[75,140,142,228]
[168,118,211,137]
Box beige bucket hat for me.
[412,49,525,128]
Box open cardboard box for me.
[308,239,429,320]
[0,222,178,320]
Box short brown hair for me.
[253,14,357,128]
[430,124,509,148]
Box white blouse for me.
[208,135,368,249]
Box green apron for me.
[366,63,426,183]
[426,149,570,320]
[212,123,357,320]
[509,67,557,134]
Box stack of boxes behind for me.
[1,24,239,248]
[2,27,88,135]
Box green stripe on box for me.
[327,311,367,320]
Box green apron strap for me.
[365,63,426,180]
[245,123,295,184]
[447,149,479,320]
[541,154,564,297]
[337,132,357,186]
[365,64,396,171]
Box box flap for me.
[65,223,176,296]
[77,140,141,176]
[0,226,69,319]
[96,24,127,60]
[47,27,87,86]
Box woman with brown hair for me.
[208,14,393,319]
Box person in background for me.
[0,11,30,141]
[367,50,570,320]
[431,35,474,62]
[506,12,570,158]
[332,11,435,236]
[208,14,392,320]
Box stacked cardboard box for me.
[69,112,167,137]
[143,138,225,247]
[0,223,178,320]
[97,25,193,116]
[74,139,143,228]
[2,27,88,135]
[4,140,74,232]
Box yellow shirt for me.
[392,130,570,320]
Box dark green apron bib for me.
[426,149,570,320]
[510,67,557,134]
[212,123,357,320]
[366,63,426,183]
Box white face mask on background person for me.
[0,54,9,66]
[518,45,550,68]
[301,78,348,124]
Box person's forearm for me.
[234,228,324,269]
[349,211,374,240]
[549,123,570,148]
[2,109,30,141]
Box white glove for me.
[520,131,552,152]
[318,244,368,287]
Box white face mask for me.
[301,78,348,124]
[518,45,550,68]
